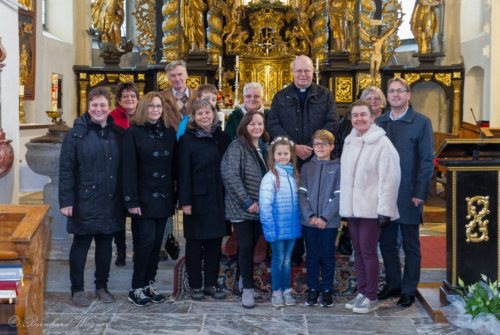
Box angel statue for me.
[411,0,442,54]
[182,0,208,51]
[91,0,125,52]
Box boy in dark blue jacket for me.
[299,130,341,307]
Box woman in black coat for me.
[178,98,231,300]
[59,87,124,307]
[122,91,177,306]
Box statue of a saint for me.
[410,0,441,54]
[91,0,124,51]
[19,43,29,85]
[182,0,208,51]
[328,0,356,52]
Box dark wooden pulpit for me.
[436,139,500,291]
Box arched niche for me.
[411,81,449,133]
[463,66,484,124]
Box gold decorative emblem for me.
[434,73,451,87]
[132,0,156,63]
[157,72,170,91]
[357,73,380,94]
[421,72,433,81]
[89,74,105,87]
[465,195,490,243]
[187,77,201,89]
[137,74,145,81]
[119,74,134,83]
[335,77,353,103]
[79,73,87,80]
[403,73,421,86]
[106,73,119,83]
[453,72,462,79]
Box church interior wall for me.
[0,1,20,203]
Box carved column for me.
[311,0,329,61]
[452,77,463,134]
[161,0,180,62]
[206,0,223,65]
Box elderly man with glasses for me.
[225,82,268,140]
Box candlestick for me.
[218,55,222,69]
[235,55,239,68]
[19,85,24,96]
[315,57,319,72]
[233,58,240,107]
[19,85,25,124]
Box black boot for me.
[115,252,126,267]
[165,234,180,260]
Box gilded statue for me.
[19,43,29,85]
[286,11,312,54]
[182,0,207,51]
[328,0,356,52]
[222,0,241,45]
[91,0,125,51]
[360,15,402,84]
[411,0,441,54]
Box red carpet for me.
[420,235,446,268]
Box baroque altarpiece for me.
[75,0,463,133]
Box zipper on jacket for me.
[286,173,297,225]
[316,164,323,217]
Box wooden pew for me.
[0,205,49,335]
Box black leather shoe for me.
[397,294,415,307]
[377,286,401,300]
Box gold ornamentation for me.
[328,0,356,52]
[453,72,461,79]
[137,74,145,81]
[247,9,288,56]
[119,74,134,83]
[162,0,179,62]
[181,0,207,52]
[308,0,329,58]
[106,73,119,83]
[89,74,105,87]
[465,195,490,243]
[434,73,451,86]
[452,79,462,134]
[393,72,402,78]
[411,0,442,54]
[404,73,421,86]
[206,0,224,59]
[357,73,380,94]
[335,77,353,103]
[187,77,201,89]
[79,81,89,116]
[157,72,170,91]
[421,72,433,81]
[79,73,87,80]
[132,0,156,63]
[91,0,124,51]
[138,82,146,99]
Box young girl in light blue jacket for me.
[259,137,301,307]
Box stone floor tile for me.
[104,313,203,334]
[43,313,113,335]
[306,315,419,335]
[201,314,307,335]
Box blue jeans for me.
[270,239,295,291]
[303,226,338,292]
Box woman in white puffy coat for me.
[340,100,401,314]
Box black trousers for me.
[113,230,126,254]
[234,220,261,289]
[185,237,222,289]
[379,222,421,296]
[131,217,167,289]
[69,233,113,293]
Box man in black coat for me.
[266,55,338,266]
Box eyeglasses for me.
[121,94,137,99]
[313,142,329,148]
[244,94,261,99]
[147,104,162,110]
[387,88,408,94]
[365,96,381,101]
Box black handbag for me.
[337,225,353,255]
[165,233,180,260]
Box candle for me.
[315,57,319,72]
[19,85,24,96]
[218,55,222,69]
[235,55,239,68]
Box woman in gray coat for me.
[221,110,269,308]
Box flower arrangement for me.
[457,274,500,320]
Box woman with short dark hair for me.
[59,86,124,307]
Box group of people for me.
[58,55,434,314]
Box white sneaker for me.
[271,290,285,307]
[283,288,296,306]
[345,293,364,310]
[352,297,379,314]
